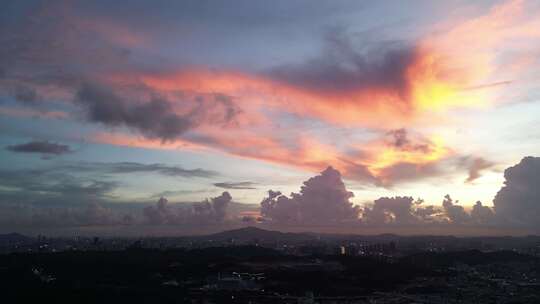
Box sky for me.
[1,0,540,235]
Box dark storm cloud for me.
[75,83,240,141]
[260,167,360,224]
[213,182,257,190]
[266,28,417,99]
[6,140,72,155]
[493,156,540,227]
[75,84,193,141]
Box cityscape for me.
[2,227,540,303]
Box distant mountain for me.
[203,226,316,242]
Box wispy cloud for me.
[213,182,257,190]
[6,141,73,156]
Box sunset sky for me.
[1,0,540,234]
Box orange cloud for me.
[130,1,540,131]
[424,0,540,92]
[91,126,453,187]
[86,0,540,186]
[132,48,485,130]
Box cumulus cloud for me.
[493,156,540,227]
[213,182,256,189]
[259,166,500,227]
[260,190,297,223]
[6,141,72,156]
[413,204,440,224]
[363,196,423,225]
[470,201,495,225]
[143,192,232,225]
[361,194,496,227]
[210,191,231,221]
[260,167,360,224]
[361,196,449,225]
[142,197,171,225]
[442,194,470,224]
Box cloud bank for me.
[258,157,539,231]
[143,192,232,225]
[0,157,538,233]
